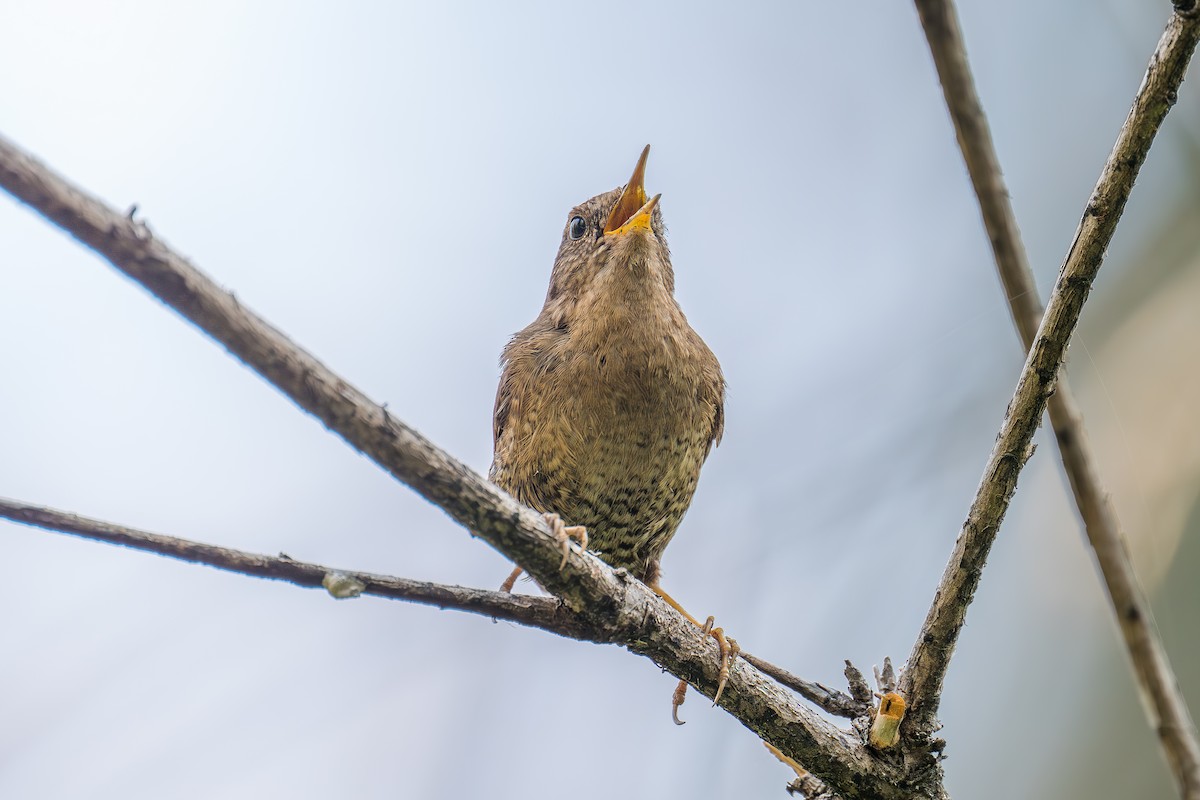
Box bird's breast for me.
[545,315,715,482]
[491,292,722,575]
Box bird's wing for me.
[492,323,540,455]
[492,363,513,451]
[709,387,725,452]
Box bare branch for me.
[912,0,1200,796]
[742,653,867,719]
[912,1,1200,794]
[900,1,1200,750]
[0,496,591,636]
[0,137,913,799]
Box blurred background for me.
[2,1,1198,797]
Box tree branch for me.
[0,496,589,637]
[1,494,847,726]
[742,653,868,719]
[0,136,912,799]
[900,0,1200,749]
[912,0,1200,795]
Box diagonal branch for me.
[900,0,1200,751]
[912,0,1200,795]
[0,136,909,799]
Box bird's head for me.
[542,145,675,318]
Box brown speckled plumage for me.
[490,148,724,586]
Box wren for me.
[491,146,734,714]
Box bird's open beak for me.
[605,145,661,236]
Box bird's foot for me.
[498,513,587,593]
[672,678,689,725]
[651,583,740,721]
[702,615,741,705]
[542,512,588,571]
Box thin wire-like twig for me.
[900,2,1200,756]
[912,0,1200,795]
[0,136,905,798]
[0,497,586,637]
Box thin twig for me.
[913,0,1200,795]
[0,137,912,799]
[742,653,867,719]
[0,497,587,637]
[900,2,1200,751]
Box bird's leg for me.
[498,513,588,592]
[650,582,740,717]
[499,566,524,593]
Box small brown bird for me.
[491,146,734,714]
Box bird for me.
[490,145,733,717]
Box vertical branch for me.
[911,1,1200,795]
[900,3,1200,774]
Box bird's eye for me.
[568,216,587,240]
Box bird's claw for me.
[706,619,740,706]
[669,615,740,722]
[672,679,689,725]
[651,585,740,718]
[543,513,587,571]
[498,514,587,591]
